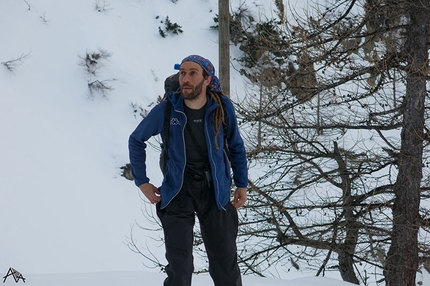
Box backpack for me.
[159,72,230,174]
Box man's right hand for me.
[139,183,161,204]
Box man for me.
[128,54,248,286]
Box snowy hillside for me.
[0,0,232,273]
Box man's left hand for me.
[232,187,247,209]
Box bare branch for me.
[1,52,31,74]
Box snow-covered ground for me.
[2,270,360,286]
[0,0,425,285]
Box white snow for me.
[1,270,359,286]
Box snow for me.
[0,0,417,285]
[2,270,358,286]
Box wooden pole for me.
[219,0,230,96]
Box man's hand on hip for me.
[139,183,161,204]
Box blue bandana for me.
[180,55,223,94]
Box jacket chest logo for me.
[170,118,180,125]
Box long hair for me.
[203,70,225,149]
[208,91,225,149]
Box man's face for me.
[179,61,211,101]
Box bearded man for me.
[129,55,248,286]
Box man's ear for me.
[205,75,212,86]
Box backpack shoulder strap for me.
[159,71,179,173]
[162,72,179,149]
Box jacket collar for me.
[168,92,220,113]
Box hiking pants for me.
[156,168,242,286]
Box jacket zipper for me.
[162,109,187,209]
[205,105,226,211]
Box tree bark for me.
[334,142,360,284]
[384,1,429,285]
[219,0,230,96]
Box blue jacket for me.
[128,92,248,210]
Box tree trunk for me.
[334,142,360,284]
[219,0,230,96]
[384,1,428,285]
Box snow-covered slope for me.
[0,0,224,274]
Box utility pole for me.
[219,0,230,96]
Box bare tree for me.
[383,1,429,285]
[229,0,430,284]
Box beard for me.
[180,78,205,101]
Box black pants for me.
[156,169,242,286]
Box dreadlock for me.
[202,69,225,149]
[208,91,225,149]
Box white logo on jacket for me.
[170,118,180,125]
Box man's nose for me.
[182,75,190,83]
